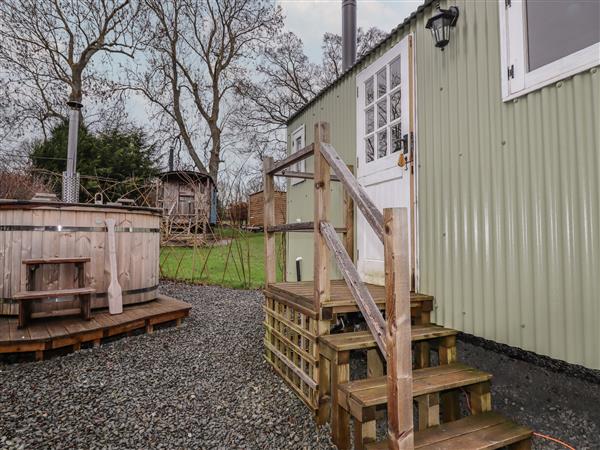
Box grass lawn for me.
[159,231,284,289]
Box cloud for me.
[277,0,423,61]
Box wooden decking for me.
[265,280,433,320]
[0,294,191,360]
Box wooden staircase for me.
[262,121,532,449]
[321,326,532,450]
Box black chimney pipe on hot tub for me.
[342,0,357,72]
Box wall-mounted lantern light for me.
[425,6,459,50]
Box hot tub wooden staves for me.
[0,200,161,317]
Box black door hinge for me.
[505,0,511,7]
[507,65,515,80]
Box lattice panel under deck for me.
[263,296,320,410]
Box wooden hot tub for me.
[0,200,161,316]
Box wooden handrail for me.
[267,221,346,233]
[320,220,387,355]
[262,121,412,445]
[276,170,340,182]
[319,142,384,243]
[268,143,315,175]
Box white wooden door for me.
[356,35,414,286]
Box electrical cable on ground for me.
[460,388,575,449]
[532,432,576,450]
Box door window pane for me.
[366,136,375,163]
[377,100,387,128]
[365,77,374,105]
[526,0,600,71]
[366,107,374,134]
[377,69,387,97]
[390,57,401,89]
[390,90,401,121]
[391,124,402,153]
[378,130,387,158]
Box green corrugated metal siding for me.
[286,74,358,281]
[416,0,600,369]
[286,0,600,369]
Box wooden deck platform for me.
[265,280,434,321]
[0,294,191,360]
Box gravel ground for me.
[1,282,335,450]
[1,282,598,450]
[458,340,600,450]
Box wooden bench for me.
[13,287,96,329]
[365,412,532,450]
[318,325,458,447]
[335,363,493,450]
[15,257,94,329]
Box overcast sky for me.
[277,0,422,61]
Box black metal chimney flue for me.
[342,0,357,72]
[168,146,174,171]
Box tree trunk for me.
[208,125,221,181]
[70,68,83,103]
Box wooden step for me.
[319,325,457,352]
[22,257,91,265]
[338,363,492,422]
[13,287,96,301]
[365,412,533,450]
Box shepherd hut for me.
[157,170,217,242]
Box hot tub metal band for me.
[0,225,160,233]
[0,284,160,305]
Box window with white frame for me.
[363,55,404,164]
[499,0,600,101]
[290,125,305,185]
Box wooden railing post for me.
[384,207,414,450]
[314,121,332,426]
[313,122,331,311]
[263,156,276,285]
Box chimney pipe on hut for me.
[342,0,357,72]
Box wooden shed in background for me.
[157,171,217,244]
[248,190,286,228]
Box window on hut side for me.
[290,125,306,185]
[500,0,600,100]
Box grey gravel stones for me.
[1,282,598,450]
[0,282,335,450]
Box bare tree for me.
[0,0,146,139]
[321,27,388,84]
[129,0,282,182]
[236,27,387,154]
[236,32,320,145]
